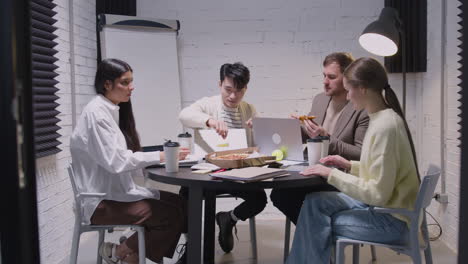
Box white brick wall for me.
[421,0,461,253]
[138,0,386,226]
[139,0,461,254]
[139,0,384,117]
[35,0,96,263]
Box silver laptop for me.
[252,117,305,161]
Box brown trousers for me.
[90,191,187,262]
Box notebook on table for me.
[210,167,289,183]
[147,154,199,168]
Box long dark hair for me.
[94,58,141,152]
[344,57,420,180]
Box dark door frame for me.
[459,2,468,263]
[1,0,40,263]
[0,1,466,264]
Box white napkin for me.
[191,162,220,171]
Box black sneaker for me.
[215,211,237,253]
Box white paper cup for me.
[307,138,322,166]
[163,141,180,173]
[178,132,193,153]
[320,136,330,158]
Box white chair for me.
[335,164,441,264]
[68,164,147,264]
[283,216,376,263]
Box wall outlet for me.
[434,193,449,204]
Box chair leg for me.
[422,216,433,264]
[330,245,336,264]
[69,222,81,264]
[408,228,423,264]
[370,245,377,262]
[249,217,258,259]
[335,241,346,264]
[96,230,105,264]
[411,251,423,264]
[352,244,359,264]
[424,241,433,264]
[284,218,291,263]
[136,226,146,264]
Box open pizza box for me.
[205,147,276,169]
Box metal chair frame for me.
[335,165,441,264]
[283,218,376,263]
[68,164,146,264]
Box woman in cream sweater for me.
[286,57,421,264]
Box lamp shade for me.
[359,7,401,56]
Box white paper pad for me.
[210,167,289,182]
[285,165,310,172]
[191,162,220,171]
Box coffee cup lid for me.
[164,140,180,147]
[177,132,192,138]
[307,137,322,142]
[319,135,330,140]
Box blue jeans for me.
[286,192,409,264]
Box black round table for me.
[146,167,326,264]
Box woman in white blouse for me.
[70,58,189,264]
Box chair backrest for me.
[414,164,441,211]
[67,164,81,206]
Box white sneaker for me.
[99,242,120,264]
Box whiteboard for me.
[100,25,182,146]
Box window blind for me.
[31,0,61,158]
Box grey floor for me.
[74,219,457,264]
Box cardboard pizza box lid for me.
[205,147,276,169]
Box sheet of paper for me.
[279,160,307,166]
[194,128,248,158]
[285,165,310,172]
[209,167,288,182]
[191,162,220,171]
[192,169,213,174]
[160,154,199,165]
[211,167,285,179]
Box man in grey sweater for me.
[271,52,369,224]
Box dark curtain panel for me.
[96,0,137,62]
[2,0,40,263]
[31,0,61,157]
[96,0,136,16]
[384,0,427,73]
[459,1,467,263]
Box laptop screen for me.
[252,117,305,161]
